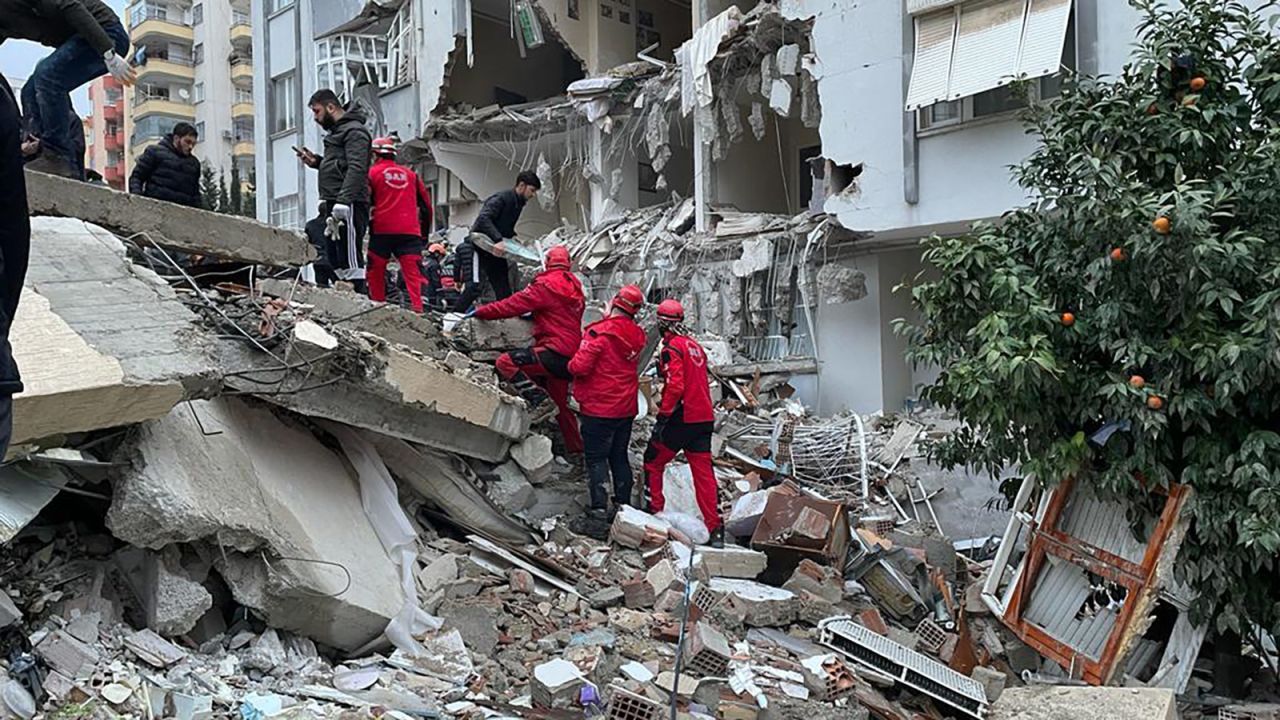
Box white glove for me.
[331,203,351,222]
[103,52,136,86]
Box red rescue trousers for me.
[368,234,425,312]
[643,417,720,532]
[495,347,583,454]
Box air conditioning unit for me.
[222,130,234,140]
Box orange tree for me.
[899,0,1280,639]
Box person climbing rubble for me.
[452,171,541,313]
[365,136,431,313]
[642,299,723,547]
[296,89,371,292]
[567,285,647,540]
[470,245,585,455]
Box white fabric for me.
[326,424,442,656]
[678,6,744,117]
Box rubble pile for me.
[4,172,1277,720]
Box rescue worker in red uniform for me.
[568,285,647,539]
[643,299,722,547]
[366,137,432,312]
[473,246,585,454]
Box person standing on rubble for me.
[0,74,30,460]
[365,136,431,312]
[567,285,647,539]
[2,0,135,179]
[295,90,372,292]
[643,299,723,547]
[451,171,541,312]
[471,246,585,456]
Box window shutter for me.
[906,0,961,14]
[947,0,1025,101]
[905,10,957,111]
[1017,0,1071,79]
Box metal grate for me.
[818,617,987,718]
[1220,706,1280,720]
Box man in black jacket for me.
[452,170,540,312]
[128,122,201,207]
[0,75,31,460]
[4,0,135,178]
[296,89,371,292]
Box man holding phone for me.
[295,89,371,291]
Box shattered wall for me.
[716,111,818,214]
[775,0,1140,237]
[440,19,582,108]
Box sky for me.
[0,0,129,114]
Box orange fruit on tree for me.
[1147,395,1164,410]
[1110,247,1127,262]
[1152,216,1171,234]
[1190,76,1206,92]
[1061,312,1075,327]
[1129,375,1145,389]
[1146,103,1159,116]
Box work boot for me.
[568,509,611,541]
[708,527,725,549]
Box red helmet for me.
[545,245,571,270]
[656,299,684,323]
[427,243,446,256]
[372,137,397,156]
[612,284,644,316]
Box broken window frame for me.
[385,2,416,88]
[905,0,1075,113]
[982,475,1192,685]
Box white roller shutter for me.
[1017,0,1072,79]
[905,10,958,111]
[947,0,1025,101]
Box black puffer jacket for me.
[316,108,371,206]
[129,135,201,208]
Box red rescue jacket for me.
[569,314,647,418]
[658,333,715,423]
[368,157,432,236]
[474,269,585,358]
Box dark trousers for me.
[495,348,583,454]
[580,415,635,510]
[305,202,369,286]
[452,239,511,312]
[22,21,128,172]
[0,76,32,459]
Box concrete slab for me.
[257,279,445,358]
[106,398,403,651]
[27,170,313,266]
[220,328,528,462]
[988,686,1177,720]
[9,218,217,450]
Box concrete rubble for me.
[0,184,1266,720]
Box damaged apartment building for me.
[252,0,1141,416]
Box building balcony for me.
[136,57,195,82]
[131,18,194,44]
[132,97,195,120]
[103,104,121,122]
[103,165,124,185]
[230,59,253,86]
[230,22,252,48]
[231,101,254,118]
[105,133,123,151]
[233,141,254,157]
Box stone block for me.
[511,435,554,484]
[970,665,1006,703]
[725,490,770,538]
[488,462,536,513]
[708,579,795,627]
[695,546,767,579]
[623,576,656,609]
[611,506,672,549]
[36,631,98,679]
[646,559,680,597]
[781,559,842,604]
[989,686,1176,720]
[531,659,588,709]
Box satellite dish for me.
[178,88,190,100]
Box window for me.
[906,0,1072,111]
[129,2,169,27]
[193,43,203,65]
[232,9,250,25]
[270,73,297,134]
[192,3,202,24]
[193,82,204,103]
[234,87,253,104]
[270,195,300,229]
[270,0,294,13]
[195,121,205,141]
[233,117,254,142]
[914,0,1076,131]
